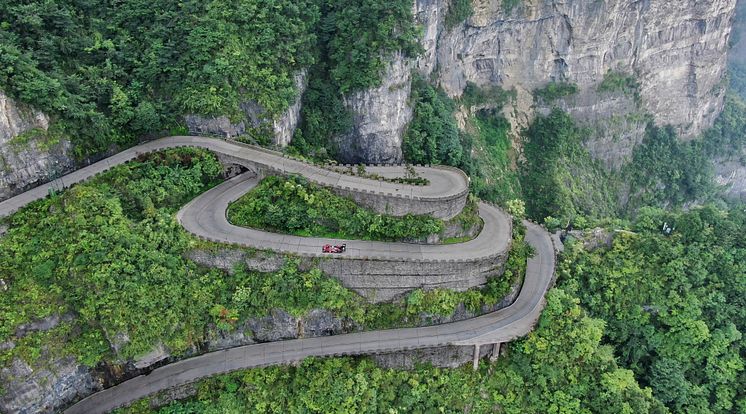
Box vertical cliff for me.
[185,70,308,146]
[0,91,74,201]
[335,53,414,163]
[341,0,736,167]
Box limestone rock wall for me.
[185,70,307,147]
[336,53,414,163]
[436,0,733,136]
[0,90,74,201]
[340,0,735,166]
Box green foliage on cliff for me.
[502,0,522,13]
[459,81,516,109]
[519,108,618,221]
[0,0,419,159]
[0,148,225,364]
[469,109,522,203]
[0,0,319,156]
[292,0,420,157]
[322,0,420,95]
[402,80,522,205]
[700,94,746,161]
[519,97,746,224]
[533,81,579,102]
[559,205,746,413]
[119,288,664,414]
[624,124,715,212]
[403,77,468,167]
[227,175,444,241]
[598,71,641,101]
[445,0,474,29]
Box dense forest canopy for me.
[113,204,745,414]
[0,0,417,157]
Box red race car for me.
[322,244,347,253]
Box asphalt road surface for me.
[0,135,555,413]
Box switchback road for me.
[0,136,555,413]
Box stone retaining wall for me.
[329,184,466,221]
[215,140,469,220]
[189,239,511,303]
[316,250,509,302]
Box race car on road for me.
[322,244,346,253]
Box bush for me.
[445,0,473,29]
[227,175,444,241]
[403,77,467,168]
[533,81,579,102]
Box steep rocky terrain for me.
[0,0,738,192]
[0,91,73,201]
[343,0,735,165]
[185,70,308,146]
[716,0,746,201]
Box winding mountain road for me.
[176,173,511,261]
[0,136,469,219]
[0,136,556,413]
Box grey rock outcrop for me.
[247,309,300,342]
[0,90,74,201]
[0,357,100,414]
[186,248,286,274]
[336,53,414,163]
[205,322,256,351]
[341,0,735,167]
[185,70,307,147]
[714,156,746,201]
[133,343,170,369]
[14,313,75,339]
[301,309,345,338]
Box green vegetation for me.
[559,206,746,413]
[445,0,473,29]
[0,148,225,365]
[403,80,522,205]
[1,0,421,159]
[519,108,618,221]
[227,175,444,241]
[598,71,640,100]
[519,95,746,224]
[0,0,319,157]
[117,288,664,414]
[533,81,579,102]
[623,124,715,212]
[292,0,420,157]
[459,81,516,110]
[0,149,527,370]
[403,77,468,167]
[700,94,746,161]
[502,0,522,13]
[469,109,522,203]
[114,203,746,414]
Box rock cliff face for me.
[0,90,74,201]
[341,0,735,166]
[336,53,414,163]
[185,70,307,146]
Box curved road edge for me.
[176,173,511,262]
[0,136,468,219]
[64,222,556,414]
